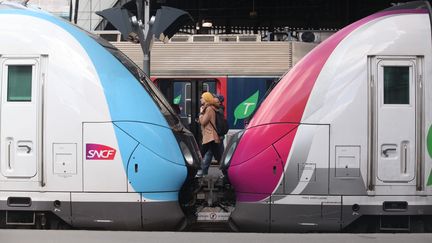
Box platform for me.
[1,230,431,243]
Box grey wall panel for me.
[111,41,317,76]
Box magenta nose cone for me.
[227,124,298,202]
[228,146,281,201]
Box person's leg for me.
[218,137,225,158]
[202,150,213,175]
[197,143,210,177]
[210,141,222,164]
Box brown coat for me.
[199,105,220,144]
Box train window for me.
[185,83,191,99]
[203,83,209,92]
[184,83,191,117]
[203,81,216,93]
[383,66,409,104]
[7,65,32,102]
[185,100,191,116]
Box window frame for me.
[1,58,38,104]
[376,59,415,108]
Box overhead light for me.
[202,20,212,28]
[249,0,257,18]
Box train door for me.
[155,78,224,141]
[370,56,422,189]
[0,56,43,182]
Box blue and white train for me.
[0,1,200,230]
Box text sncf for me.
[86,143,116,160]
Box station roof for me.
[147,0,424,30]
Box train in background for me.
[222,1,432,232]
[0,1,201,230]
[110,37,318,138]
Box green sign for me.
[426,125,432,186]
[173,94,181,105]
[428,169,432,186]
[233,91,259,125]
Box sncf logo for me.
[86,144,116,160]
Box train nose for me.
[113,122,190,194]
[226,124,298,202]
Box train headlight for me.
[221,130,244,169]
[223,141,237,167]
[174,129,201,168]
[179,141,194,166]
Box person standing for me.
[196,92,221,177]
[201,94,226,173]
[214,94,226,156]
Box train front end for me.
[223,1,432,232]
[0,2,201,230]
[85,35,203,230]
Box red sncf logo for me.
[86,143,116,160]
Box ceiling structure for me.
[146,0,425,32]
[99,0,430,37]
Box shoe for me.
[195,170,203,178]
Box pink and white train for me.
[223,1,432,232]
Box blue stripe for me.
[0,9,186,201]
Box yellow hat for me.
[201,92,214,103]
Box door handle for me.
[402,144,408,174]
[18,145,32,154]
[7,141,12,169]
[382,148,396,157]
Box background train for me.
[223,1,432,232]
[0,1,201,230]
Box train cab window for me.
[7,65,32,102]
[383,66,409,104]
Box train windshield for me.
[88,33,182,130]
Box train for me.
[0,1,201,230]
[2,0,432,233]
[223,0,432,232]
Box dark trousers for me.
[200,141,222,175]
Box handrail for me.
[40,71,46,187]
